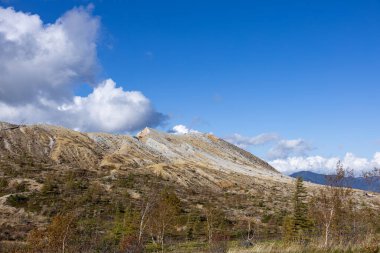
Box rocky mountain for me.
[290,171,380,192]
[0,122,295,241]
[0,121,377,246]
[0,121,284,185]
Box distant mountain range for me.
[290,171,380,192]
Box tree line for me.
[3,163,379,253]
[283,162,380,249]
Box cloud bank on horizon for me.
[0,6,166,132]
[221,129,380,175]
[269,152,380,176]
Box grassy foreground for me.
[143,239,380,253]
[1,239,380,253]
[157,240,380,253]
[228,241,380,253]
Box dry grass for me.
[228,240,380,253]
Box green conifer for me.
[288,177,311,242]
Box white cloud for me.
[0,6,99,104]
[0,6,167,132]
[373,152,380,165]
[270,152,380,175]
[224,133,279,149]
[268,139,313,159]
[60,79,167,132]
[170,125,199,135]
[0,79,166,133]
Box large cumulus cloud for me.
[59,79,167,132]
[0,6,166,132]
[0,6,99,103]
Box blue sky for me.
[0,0,379,173]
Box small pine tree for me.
[292,177,311,242]
[293,178,308,227]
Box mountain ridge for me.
[0,121,293,241]
[0,121,379,246]
[290,170,380,192]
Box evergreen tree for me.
[293,178,308,229]
[290,177,311,242]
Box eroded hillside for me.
[0,122,378,251]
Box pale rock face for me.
[136,127,151,138]
[0,121,293,235]
[0,121,283,182]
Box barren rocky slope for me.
[0,122,376,244]
[0,121,288,190]
[0,122,293,240]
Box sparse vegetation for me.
[0,125,379,252]
[6,194,29,208]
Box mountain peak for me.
[136,127,152,138]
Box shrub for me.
[0,177,8,188]
[14,181,28,192]
[41,176,59,194]
[6,194,29,208]
[28,213,77,253]
[261,214,272,223]
[0,178,8,193]
[209,233,229,253]
[119,235,143,253]
[116,174,135,188]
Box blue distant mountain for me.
[290,171,380,193]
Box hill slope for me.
[0,122,378,248]
[0,122,293,241]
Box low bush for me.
[6,194,29,208]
